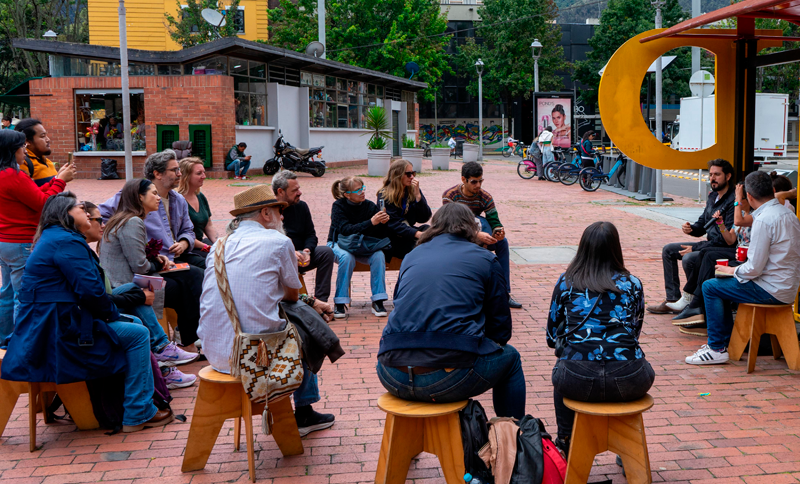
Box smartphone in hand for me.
[379,199,385,212]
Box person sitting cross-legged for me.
[442,162,522,308]
[376,203,526,419]
[198,185,336,436]
[685,170,800,365]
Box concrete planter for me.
[367,149,392,176]
[463,143,479,163]
[431,148,450,170]
[402,148,424,172]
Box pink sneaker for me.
[234,176,242,180]
[155,342,199,367]
[162,367,197,390]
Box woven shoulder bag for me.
[214,234,304,434]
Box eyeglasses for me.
[167,168,181,174]
[467,178,484,185]
[345,186,366,195]
[404,171,416,178]
[88,217,103,223]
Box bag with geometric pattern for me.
[214,234,304,435]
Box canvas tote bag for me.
[214,234,304,434]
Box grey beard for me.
[268,221,285,235]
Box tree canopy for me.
[453,0,567,103]
[266,0,450,101]
[164,0,242,48]
[573,0,688,107]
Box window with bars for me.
[303,72,379,129]
[231,57,267,126]
[224,7,245,33]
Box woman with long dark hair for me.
[100,179,203,362]
[546,221,654,454]
[377,159,431,259]
[0,130,74,345]
[1,192,174,432]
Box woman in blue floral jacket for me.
[546,221,655,453]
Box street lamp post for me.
[652,0,665,204]
[119,0,133,180]
[531,39,542,142]
[475,58,484,162]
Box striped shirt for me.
[442,184,502,229]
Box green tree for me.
[164,0,242,48]
[455,0,569,101]
[452,0,567,103]
[573,0,688,107]
[266,0,450,101]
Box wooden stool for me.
[299,273,308,295]
[728,303,800,373]
[181,366,304,482]
[563,394,654,484]
[0,349,99,452]
[375,393,466,484]
[157,308,179,341]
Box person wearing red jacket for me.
[0,129,75,345]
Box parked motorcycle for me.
[262,131,326,177]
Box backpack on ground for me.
[459,399,494,483]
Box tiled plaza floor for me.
[2,158,800,484]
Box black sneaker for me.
[295,408,335,437]
[372,300,388,317]
[334,304,347,319]
[509,295,522,309]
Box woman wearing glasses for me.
[327,176,390,319]
[377,159,432,260]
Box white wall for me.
[309,129,371,163]
[235,126,275,166]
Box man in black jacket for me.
[376,203,525,418]
[648,158,736,315]
[273,170,334,302]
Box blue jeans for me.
[327,242,388,304]
[478,217,511,293]
[376,344,526,418]
[293,361,320,408]
[226,159,251,177]
[703,277,783,351]
[107,317,159,427]
[112,283,170,353]
[0,242,31,345]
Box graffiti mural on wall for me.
[420,121,508,145]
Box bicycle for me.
[578,151,628,192]
[541,145,570,182]
[557,145,591,186]
[502,141,526,158]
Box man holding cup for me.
[685,171,800,365]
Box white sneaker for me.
[162,367,197,389]
[666,293,693,312]
[685,344,729,365]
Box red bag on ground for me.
[541,436,567,484]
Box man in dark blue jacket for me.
[376,203,525,418]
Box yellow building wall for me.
[88,0,269,51]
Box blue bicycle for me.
[558,145,597,186]
[578,151,628,192]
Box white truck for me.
[669,93,789,161]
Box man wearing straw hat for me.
[197,185,335,436]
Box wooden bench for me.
[375,393,466,484]
[563,394,654,484]
[728,303,800,373]
[181,366,304,482]
[157,308,179,342]
[298,258,403,297]
[0,349,99,452]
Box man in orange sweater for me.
[16,118,58,187]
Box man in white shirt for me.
[686,170,800,365]
[197,185,335,436]
[538,127,554,164]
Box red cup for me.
[737,246,749,262]
[716,259,729,267]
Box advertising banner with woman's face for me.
[537,98,572,149]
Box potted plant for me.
[401,135,424,172]
[430,141,450,170]
[462,138,479,163]
[363,106,393,176]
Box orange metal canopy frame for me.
[641,0,800,43]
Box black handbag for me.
[337,233,391,257]
[554,293,600,358]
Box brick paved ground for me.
[2,158,800,484]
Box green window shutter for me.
[156,125,179,152]
[189,124,212,168]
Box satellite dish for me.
[405,61,421,80]
[305,41,325,58]
[201,8,226,28]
